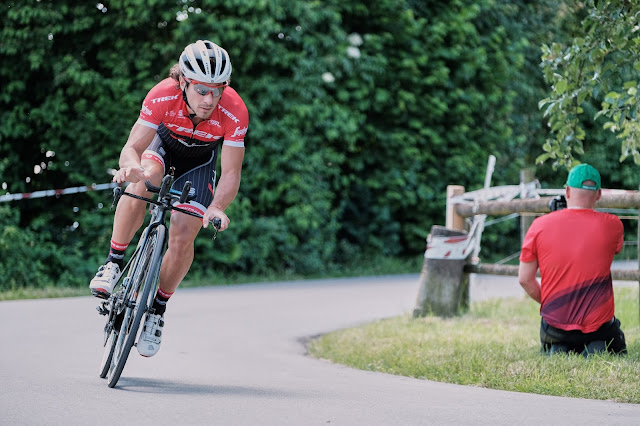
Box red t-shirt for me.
[520,208,623,333]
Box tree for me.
[0,0,581,288]
[539,0,640,169]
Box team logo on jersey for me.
[218,105,240,123]
[142,105,153,116]
[165,123,221,140]
[232,126,248,137]
[208,120,221,127]
[150,94,180,104]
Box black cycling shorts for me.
[142,133,218,214]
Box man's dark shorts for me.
[540,317,627,355]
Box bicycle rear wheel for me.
[106,225,166,388]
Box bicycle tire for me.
[103,244,149,382]
[99,327,117,378]
[106,225,166,388]
[99,294,126,378]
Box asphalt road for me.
[1,274,639,425]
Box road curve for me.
[1,274,638,425]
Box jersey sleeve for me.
[610,214,624,254]
[519,219,539,262]
[137,80,178,130]
[221,97,249,148]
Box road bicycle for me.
[96,173,220,388]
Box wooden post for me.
[413,225,470,318]
[520,168,535,244]
[446,185,465,231]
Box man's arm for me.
[202,144,245,231]
[518,260,541,304]
[112,121,156,184]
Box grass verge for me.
[0,255,422,301]
[307,286,640,403]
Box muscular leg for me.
[137,205,201,357]
[110,160,163,247]
[91,160,165,297]
[157,213,202,294]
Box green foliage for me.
[539,0,640,169]
[0,1,176,286]
[0,204,89,288]
[329,0,530,254]
[0,0,584,289]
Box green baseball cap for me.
[566,163,601,191]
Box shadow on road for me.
[114,377,306,398]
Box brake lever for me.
[111,186,124,210]
[211,217,222,241]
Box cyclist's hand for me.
[203,206,229,231]
[112,166,151,184]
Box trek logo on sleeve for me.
[218,105,240,123]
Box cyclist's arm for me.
[203,144,244,230]
[113,121,156,184]
[518,260,541,303]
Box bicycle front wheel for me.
[99,328,117,378]
[107,225,166,388]
[99,296,125,378]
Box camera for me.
[548,195,567,212]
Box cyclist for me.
[90,40,249,357]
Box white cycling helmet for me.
[179,40,232,84]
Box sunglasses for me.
[186,79,226,97]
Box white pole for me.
[484,155,496,189]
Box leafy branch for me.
[538,0,640,169]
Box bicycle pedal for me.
[96,302,110,316]
[91,289,110,300]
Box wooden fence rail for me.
[454,192,640,218]
[464,263,640,281]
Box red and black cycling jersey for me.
[137,77,249,159]
[136,77,249,214]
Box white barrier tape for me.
[0,182,117,203]
[424,216,484,260]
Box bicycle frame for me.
[98,173,221,387]
[110,174,216,307]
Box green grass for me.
[308,286,640,403]
[0,286,90,300]
[0,255,422,301]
